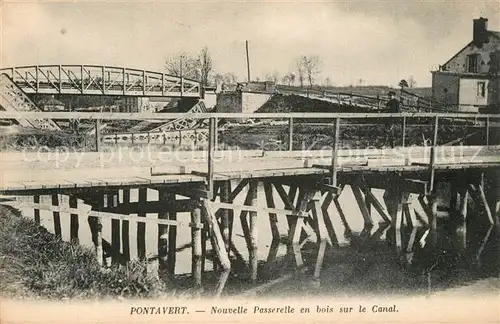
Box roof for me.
[442,30,500,68]
[490,31,500,40]
[38,97,65,107]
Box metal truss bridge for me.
[0,65,201,97]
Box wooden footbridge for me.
[1,111,499,296]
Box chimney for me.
[473,17,489,47]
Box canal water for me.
[25,182,499,297]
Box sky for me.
[1,1,498,87]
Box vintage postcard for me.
[0,1,499,323]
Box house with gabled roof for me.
[432,17,500,112]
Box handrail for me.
[0,65,201,84]
[0,111,497,120]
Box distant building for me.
[38,96,66,111]
[216,82,276,114]
[432,17,500,112]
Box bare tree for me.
[324,77,332,87]
[294,58,305,88]
[197,47,213,86]
[407,75,417,88]
[265,70,280,84]
[300,55,321,88]
[288,73,296,86]
[223,72,238,85]
[165,52,199,80]
[282,75,291,86]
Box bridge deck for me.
[1,145,499,194]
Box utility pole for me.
[246,41,251,82]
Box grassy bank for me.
[0,205,177,300]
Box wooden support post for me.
[51,194,61,238]
[485,116,490,146]
[311,192,329,281]
[428,116,439,193]
[362,187,391,223]
[108,193,120,265]
[95,119,101,152]
[33,195,40,225]
[228,179,249,202]
[239,182,253,249]
[220,181,233,255]
[383,189,405,253]
[248,180,259,282]
[321,192,338,246]
[402,192,413,228]
[158,188,176,278]
[334,192,352,236]
[288,117,294,151]
[288,187,315,269]
[330,117,340,186]
[449,183,459,218]
[87,195,104,266]
[365,187,372,221]
[207,117,216,200]
[200,199,230,293]
[402,116,407,147]
[351,184,373,226]
[274,183,296,230]
[95,215,103,266]
[137,187,147,260]
[469,184,494,225]
[121,189,131,262]
[191,203,202,288]
[69,195,79,243]
[264,181,280,241]
[288,185,298,204]
[458,187,468,221]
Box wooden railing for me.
[1,111,499,197]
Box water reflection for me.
[229,218,499,297]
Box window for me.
[477,81,486,98]
[467,54,480,73]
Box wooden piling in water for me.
[158,188,176,278]
[69,195,79,243]
[33,195,40,225]
[220,181,233,254]
[137,187,147,260]
[191,203,202,288]
[248,180,259,282]
[87,195,104,266]
[51,194,61,238]
[108,193,120,264]
[263,181,280,241]
[122,189,131,261]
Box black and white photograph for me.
[0,1,498,323]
